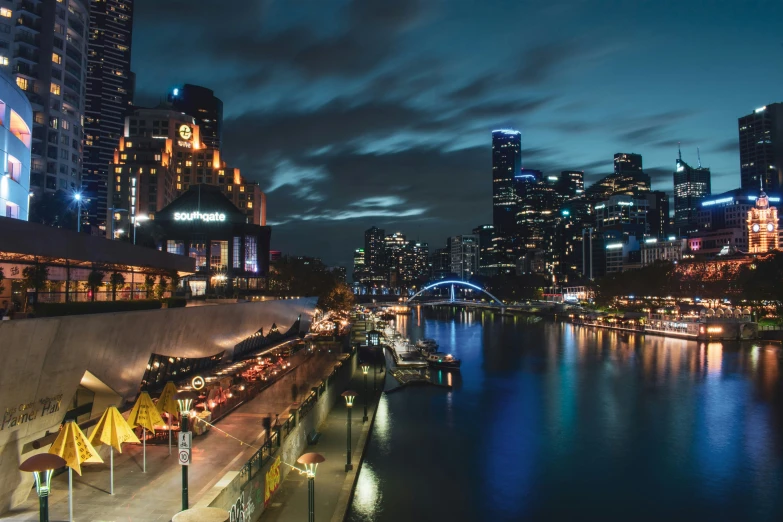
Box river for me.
[346,307,783,522]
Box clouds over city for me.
[132,0,783,266]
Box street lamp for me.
[108,208,127,239]
[19,453,66,522]
[341,390,357,472]
[297,452,325,522]
[174,391,196,511]
[73,192,82,232]
[361,365,369,422]
[133,215,149,245]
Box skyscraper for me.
[585,154,651,202]
[472,224,497,276]
[492,129,521,235]
[364,226,386,281]
[644,190,670,239]
[169,84,223,150]
[9,0,91,198]
[738,103,783,192]
[613,153,643,176]
[559,170,584,196]
[83,0,135,232]
[450,234,479,281]
[673,150,711,234]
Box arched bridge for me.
[407,280,505,308]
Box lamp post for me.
[341,390,357,472]
[361,365,369,422]
[19,453,66,522]
[174,391,196,511]
[133,215,148,245]
[297,452,325,522]
[73,192,82,232]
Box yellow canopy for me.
[49,421,103,475]
[127,391,164,432]
[89,406,140,453]
[156,381,179,417]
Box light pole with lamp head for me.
[133,215,148,245]
[174,391,196,511]
[19,453,66,522]
[73,192,82,232]
[297,452,325,522]
[361,365,369,422]
[341,390,357,471]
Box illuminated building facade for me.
[492,130,521,235]
[747,190,779,253]
[83,0,135,231]
[168,84,223,150]
[450,234,479,281]
[738,103,783,192]
[559,170,584,196]
[8,0,90,196]
[585,154,650,202]
[641,237,685,265]
[155,184,270,294]
[108,107,265,238]
[352,248,365,283]
[0,72,32,220]
[472,224,497,276]
[673,151,711,234]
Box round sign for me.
[178,450,190,465]
[178,124,192,140]
[767,223,775,232]
[192,376,205,390]
[752,223,760,233]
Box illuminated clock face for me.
[752,223,760,233]
[178,124,192,140]
[767,223,775,232]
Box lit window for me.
[247,201,253,209]
[115,175,121,182]
[115,168,122,174]
[16,77,28,91]
[154,154,161,161]
[0,56,7,66]
[0,8,12,17]
[52,53,62,64]
[185,160,192,167]
[176,183,181,190]
[50,83,61,96]
[239,186,245,192]
[120,153,127,160]
[115,185,121,192]
[150,168,156,174]
[227,185,232,192]
[125,141,132,148]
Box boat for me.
[425,352,461,370]
[415,338,438,352]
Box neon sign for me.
[174,211,226,222]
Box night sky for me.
[133,0,783,269]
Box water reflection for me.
[349,309,783,522]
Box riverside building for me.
[107,106,265,238]
[0,72,33,220]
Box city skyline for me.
[131,1,781,268]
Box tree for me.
[86,269,105,302]
[109,272,125,301]
[21,263,48,311]
[143,274,156,299]
[317,282,355,318]
[155,276,168,300]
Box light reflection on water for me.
[348,308,783,522]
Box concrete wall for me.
[205,351,357,521]
[0,297,316,513]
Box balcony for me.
[15,15,41,33]
[14,47,39,64]
[13,31,39,47]
[19,1,43,17]
[14,62,37,78]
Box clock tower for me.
[747,190,779,253]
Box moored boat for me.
[425,352,461,370]
[415,338,438,352]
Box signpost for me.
[178,432,191,466]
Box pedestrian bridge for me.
[407,280,505,308]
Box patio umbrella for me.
[88,406,140,495]
[49,420,103,522]
[156,381,179,455]
[127,391,164,473]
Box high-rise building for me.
[515,170,558,252]
[585,153,651,202]
[559,170,584,196]
[673,150,711,234]
[0,72,33,220]
[9,0,91,198]
[472,224,497,276]
[450,234,479,281]
[169,85,223,150]
[384,231,407,288]
[594,194,650,237]
[364,226,386,279]
[644,190,670,239]
[613,153,643,176]
[492,130,521,235]
[747,190,779,253]
[738,103,783,192]
[430,247,451,280]
[352,248,365,283]
[83,0,135,232]
[108,107,265,237]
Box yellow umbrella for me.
[127,391,164,473]
[89,406,140,495]
[49,421,103,521]
[156,381,179,455]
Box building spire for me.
[697,147,701,168]
[678,142,682,161]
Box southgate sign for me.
[174,211,226,222]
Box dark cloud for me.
[711,138,738,154]
[645,167,674,188]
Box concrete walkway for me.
[2,353,344,522]
[260,369,383,522]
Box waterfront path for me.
[2,354,344,522]
[260,370,383,522]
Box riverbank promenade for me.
[259,370,382,522]
[1,354,348,522]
